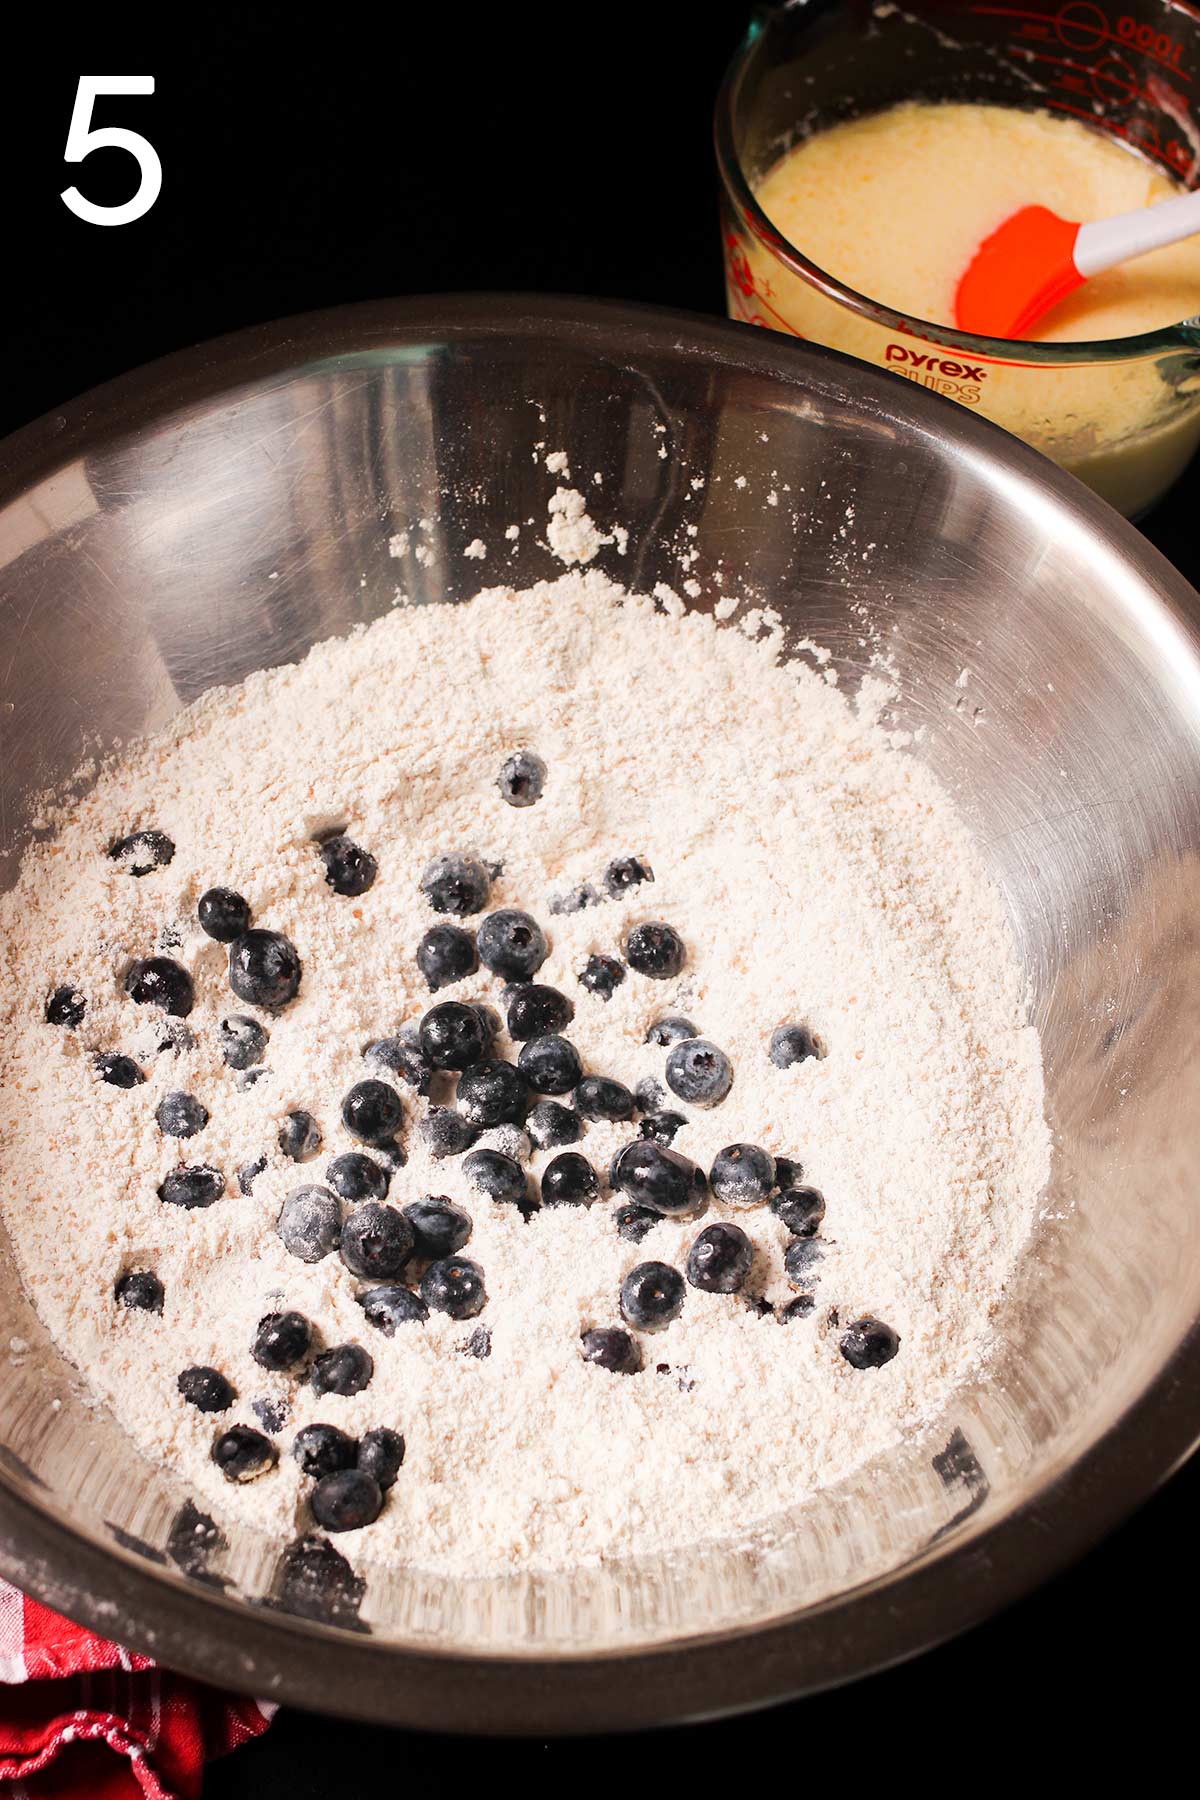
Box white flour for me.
[0,567,1049,1574]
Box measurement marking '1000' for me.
[1117,13,1188,68]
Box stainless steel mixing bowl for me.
[2,297,1199,1731]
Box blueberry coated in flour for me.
[580,1326,641,1374]
[310,1343,374,1397]
[624,921,685,980]
[212,1425,278,1483]
[363,1034,432,1093]
[603,856,653,898]
[292,1423,357,1479]
[769,1023,823,1068]
[155,1091,209,1139]
[45,985,85,1028]
[634,1076,665,1113]
[95,1051,145,1088]
[158,1165,224,1209]
[198,887,251,942]
[497,749,547,807]
[114,1269,163,1313]
[771,1186,826,1238]
[237,1156,267,1195]
[456,1059,530,1127]
[311,1468,383,1532]
[549,883,599,915]
[356,1284,430,1334]
[645,1014,698,1048]
[462,1148,528,1208]
[326,1152,390,1203]
[476,909,549,981]
[614,1202,659,1244]
[578,953,625,1000]
[419,1000,488,1071]
[177,1365,236,1413]
[278,1110,322,1162]
[784,1238,825,1288]
[638,1111,687,1147]
[773,1156,804,1191]
[517,1034,582,1096]
[403,1195,472,1258]
[276,1187,342,1262]
[419,1256,487,1320]
[339,1202,414,1280]
[125,956,194,1018]
[461,1325,492,1358]
[709,1143,775,1208]
[220,1014,268,1070]
[686,1222,753,1294]
[108,829,174,876]
[341,1078,404,1145]
[839,1317,901,1369]
[575,1075,635,1123]
[416,923,478,991]
[506,983,573,1040]
[619,1261,686,1331]
[665,1038,732,1107]
[252,1397,290,1435]
[419,852,491,917]
[779,1294,815,1323]
[540,1152,598,1206]
[526,1100,581,1150]
[611,1140,703,1216]
[416,1108,478,1159]
[228,929,302,1009]
[252,1310,313,1371]
[357,1426,405,1489]
[319,835,377,897]
[153,1017,196,1057]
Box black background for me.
[4,4,1197,1790]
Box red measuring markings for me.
[972,3,1194,79]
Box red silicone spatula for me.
[955,188,1200,338]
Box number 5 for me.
[61,77,161,226]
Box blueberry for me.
[497,749,547,807]
[540,1152,598,1206]
[506,984,573,1040]
[45,985,85,1028]
[319,836,377,897]
[462,1149,528,1208]
[311,1344,374,1397]
[158,1165,224,1209]
[252,1310,313,1371]
[580,1326,641,1373]
[403,1195,472,1258]
[624,922,685,980]
[779,1294,815,1322]
[639,1111,687,1147]
[615,1202,659,1244]
[95,1052,145,1088]
[341,1079,404,1145]
[252,1397,291,1434]
[634,1077,664,1113]
[311,1468,383,1531]
[645,1014,699,1047]
[419,1001,488,1072]
[277,1187,341,1262]
[517,1035,582,1095]
[220,1014,268,1070]
[326,1152,390,1203]
[769,1023,823,1068]
[773,1156,804,1191]
[665,1038,732,1107]
[416,1108,478,1159]
[472,1003,503,1044]
[211,1424,277,1483]
[419,1256,486,1320]
[416,923,478,991]
[278,1110,322,1162]
[526,1100,582,1150]
[125,956,194,1017]
[114,1269,163,1312]
[339,1202,414,1280]
[228,929,302,1009]
[237,1155,267,1194]
[771,1186,826,1237]
[784,1239,825,1288]
[611,1141,703,1216]
[575,1075,635,1122]
[155,1091,209,1139]
[356,1284,430,1334]
[710,1143,775,1208]
[461,1325,492,1359]
[477,909,548,981]
[578,954,625,1000]
[178,1365,236,1413]
[293,1424,357,1479]
[603,856,653,898]
[198,887,251,942]
[357,1426,405,1489]
[619,1261,686,1331]
[456,1059,529,1127]
[686,1222,753,1293]
[108,829,174,875]
[153,1017,197,1057]
[419,853,491,917]
[839,1317,900,1369]
[549,883,600,915]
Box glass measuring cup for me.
[716,0,1200,515]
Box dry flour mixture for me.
[0,557,1050,1574]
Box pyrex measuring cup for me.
[716,0,1200,514]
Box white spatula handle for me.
[1075,187,1200,278]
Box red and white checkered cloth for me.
[0,1578,273,1799]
